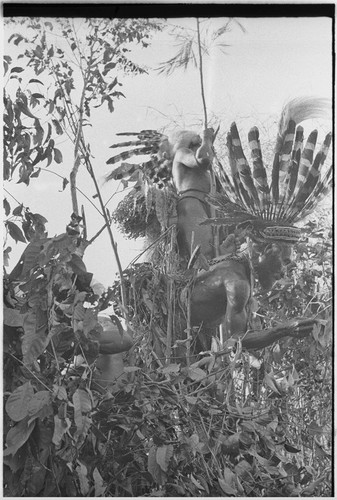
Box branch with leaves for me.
[4,17,162,313]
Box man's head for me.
[251,240,294,290]
[170,130,202,153]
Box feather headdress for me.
[209,97,332,244]
[106,99,331,244]
[105,129,174,189]
[105,129,205,188]
[105,129,205,236]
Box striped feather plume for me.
[285,126,304,202]
[296,168,332,221]
[271,97,331,204]
[296,132,332,202]
[213,157,238,204]
[105,130,173,188]
[226,124,260,213]
[248,126,270,215]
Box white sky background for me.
[4,17,333,288]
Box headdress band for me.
[249,225,301,244]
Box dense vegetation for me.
[3,18,332,496]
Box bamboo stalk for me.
[196,17,222,350]
[165,228,175,364]
[195,18,219,258]
[196,18,208,128]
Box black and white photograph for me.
[3,5,333,497]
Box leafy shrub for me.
[3,209,332,496]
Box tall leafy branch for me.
[4,17,161,311]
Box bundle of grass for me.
[111,188,157,239]
[112,186,177,242]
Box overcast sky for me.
[4,17,333,287]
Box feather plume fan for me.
[211,97,332,234]
[105,130,173,188]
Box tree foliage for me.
[4,17,161,193]
[3,213,332,496]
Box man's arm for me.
[174,128,215,169]
[195,127,214,168]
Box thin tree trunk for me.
[81,149,127,312]
[56,31,128,315]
